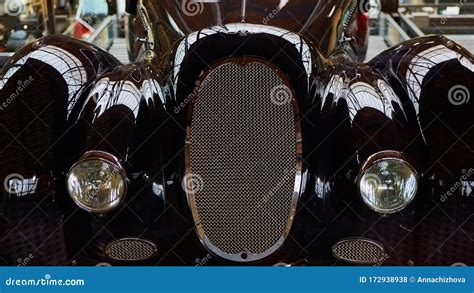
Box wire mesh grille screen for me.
[105,238,157,261]
[332,238,386,264]
[187,60,299,261]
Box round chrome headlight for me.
[67,151,127,213]
[357,151,418,214]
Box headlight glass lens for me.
[67,158,126,213]
[359,158,417,213]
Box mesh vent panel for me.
[332,238,386,264]
[105,238,157,261]
[187,60,299,261]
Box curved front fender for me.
[0,36,120,264]
[369,35,474,189]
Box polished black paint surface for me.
[0,1,473,266]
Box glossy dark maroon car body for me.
[0,0,472,266]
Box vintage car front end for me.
[0,0,473,266]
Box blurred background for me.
[0,0,126,64]
[0,0,472,65]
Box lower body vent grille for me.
[105,238,157,262]
[332,238,386,264]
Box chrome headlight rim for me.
[67,150,128,213]
[356,150,419,214]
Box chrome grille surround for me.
[185,58,302,262]
[105,238,157,262]
[332,238,386,264]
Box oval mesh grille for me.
[105,238,157,261]
[186,59,300,262]
[332,238,386,264]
